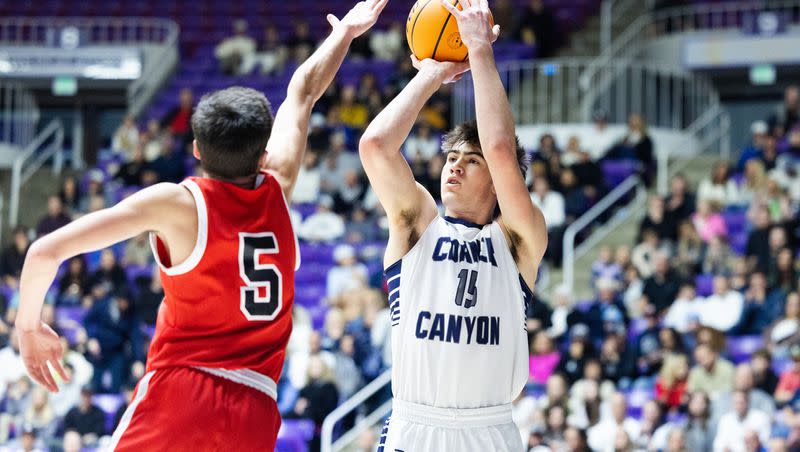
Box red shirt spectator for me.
[655,354,690,410]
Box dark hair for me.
[752,348,771,361]
[191,87,273,179]
[441,120,527,177]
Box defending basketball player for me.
[359,0,547,450]
[14,1,386,450]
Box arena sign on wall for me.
[0,46,141,79]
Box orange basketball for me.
[406,0,494,62]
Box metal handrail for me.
[600,0,646,52]
[657,106,731,196]
[9,120,65,227]
[582,0,800,92]
[0,192,4,246]
[562,175,643,292]
[1,83,40,149]
[127,21,180,117]
[321,369,392,452]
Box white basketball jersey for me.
[386,216,531,409]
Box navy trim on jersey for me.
[443,216,487,229]
[385,260,402,326]
[377,416,391,452]
[519,274,533,318]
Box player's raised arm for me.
[264,0,387,200]
[359,58,468,262]
[15,183,192,392]
[443,0,547,284]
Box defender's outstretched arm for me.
[16,183,192,392]
[265,0,388,199]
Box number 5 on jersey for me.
[239,232,283,321]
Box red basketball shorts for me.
[109,366,281,451]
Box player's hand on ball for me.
[328,0,389,38]
[411,55,470,85]
[17,322,70,393]
[441,0,500,50]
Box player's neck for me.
[443,207,492,227]
[204,171,259,189]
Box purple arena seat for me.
[275,419,315,452]
[727,335,764,363]
[309,305,329,330]
[601,160,640,187]
[92,393,126,433]
[695,274,714,297]
[722,211,747,234]
[55,306,88,344]
[730,232,749,256]
[625,388,650,418]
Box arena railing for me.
[562,174,646,293]
[0,83,39,151]
[0,17,179,119]
[320,369,392,452]
[0,192,4,245]
[599,0,652,52]
[582,0,800,96]
[9,119,65,228]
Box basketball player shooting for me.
[13,1,386,450]
[359,0,547,450]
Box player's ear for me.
[259,147,270,168]
[192,140,201,160]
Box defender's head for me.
[191,87,274,180]
[440,121,526,220]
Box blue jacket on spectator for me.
[84,294,144,361]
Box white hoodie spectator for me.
[664,284,704,333]
[111,116,140,161]
[369,22,403,61]
[586,110,619,161]
[293,151,322,204]
[531,177,565,230]
[588,393,641,452]
[326,244,368,299]
[214,20,257,75]
[699,276,744,333]
[403,125,440,161]
[713,391,770,452]
[297,196,345,242]
[770,154,800,203]
[0,330,27,400]
[697,161,741,206]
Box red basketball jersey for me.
[145,172,298,385]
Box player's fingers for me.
[441,0,460,16]
[492,25,501,42]
[372,0,389,12]
[40,364,58,392]
[460,0,473,10]
[50,358,70,382]
[410,55,422,70]
[326,14,340,28]
[480,0,490,12]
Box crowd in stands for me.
[0,5,567,451]
[2,0,799,449]
[518,85,800,451]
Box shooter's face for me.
[440,143,495,213]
